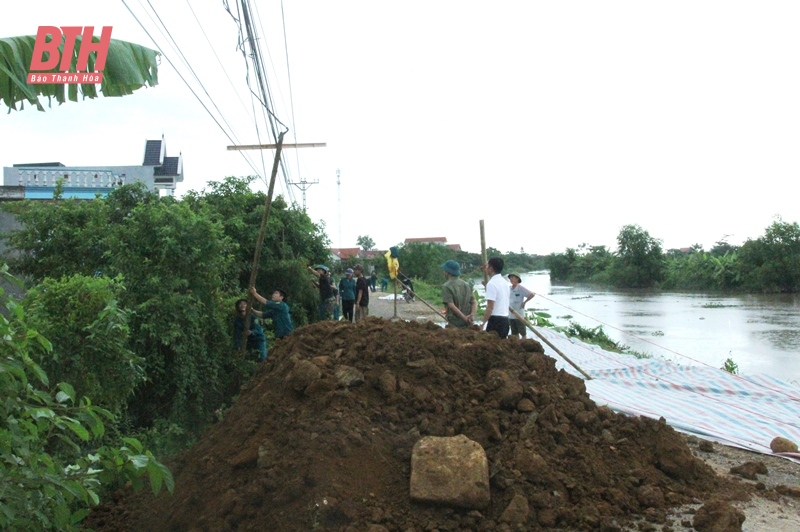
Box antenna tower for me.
[337,169,342,248]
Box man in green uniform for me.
[441,260,477,328]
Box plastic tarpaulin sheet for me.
[533,327,800,456]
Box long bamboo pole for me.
[395,272,446,323]
[393,277,398,319]
[510,308,593,380]
[239,131,286,358]
[479,220,489,285]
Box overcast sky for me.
[2,1,799,255]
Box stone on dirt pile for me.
[85,319,748,531]
[409,434,490,509]
[770,436,798,453]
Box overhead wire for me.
[226,0,297,202]
[143,0,253,155]
[120,0,267,182]
[258,0,303,191]
[250,0,299,203]
[236,0,298,203]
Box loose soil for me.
[85,306,800,531]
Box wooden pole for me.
[479,220,489,285]
[240,131,286,357]
[396,273,446,323]
[227,142,326,151]
[393,278,398,319]
[509,308,593,380]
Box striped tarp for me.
[533,327,800,456]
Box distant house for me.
[1,134,184,201]
[361,250,384,260]
[330,247,361,263]
[404,236,462,252]
[404,237,448,245]
[330,247,387,263]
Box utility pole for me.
[226,141,326,211]
[337,169,342,248]
[288,177,319,210]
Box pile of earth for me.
[86,318,750,531]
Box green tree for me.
[0,266,172,531]
[183,175,330,326]
[547,248,578,282]
[610,224,665,288]
[739,218,800,292]
[356,235,376,251]
[2,185,243,434]
[24,274,144,415]
[103,195,238,429]
[398,242,451,284]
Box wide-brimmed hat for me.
[508,273,522,282]
[346,268,354,275]
[442,260,461,276]
[314,264,329,272]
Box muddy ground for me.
[85,308,800,531]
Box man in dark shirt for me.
[354,264,370,322]
[308,264,335,320]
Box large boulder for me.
[409,435,490,509]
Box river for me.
[474,271,800,386]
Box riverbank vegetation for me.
[547,219,800,293]
[0,176,334,527]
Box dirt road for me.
[363,287,447,324]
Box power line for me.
[121,0,269,182]
[226,0,297,203]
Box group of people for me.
[235,256,533,360]
[440,257,535,340]
[309,264,371,322]
[233,286,295,362]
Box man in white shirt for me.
[482,257,510,339]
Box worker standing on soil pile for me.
[441,259,477,328]
[307,264,335,320]
[232,298,267,361]
[249,287,295,338]
[481,257,510,339]
[508,273,535,339]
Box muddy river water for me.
[475,271,800,386]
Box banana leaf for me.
[0,34,159,112]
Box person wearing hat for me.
[308,264,335,320]
[508,273,535,339]
[250,286,295,338]
[441,259,477,328]
[233,298,268,361]
[339,268,357,322]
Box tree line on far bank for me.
[547,219,800,293]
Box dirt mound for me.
[86,318,747,531]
